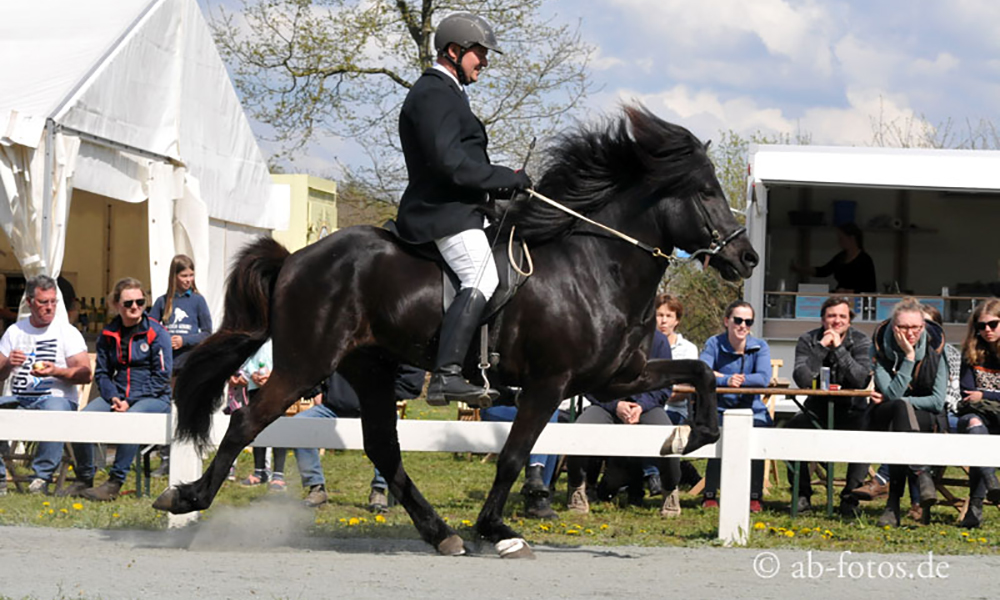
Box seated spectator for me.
[955,298,1000,528]
[868,297,947,528]
[0,275,91,495]
[293,365,426,510]
[699,300,772,513]
[644,293,701,516]
[566,329,676,517]
[149,254,212,373]
[783,296,872,517]
[481,391,559,519]
[231,339,290,492]
[66,278,172,501]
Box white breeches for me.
[435,228,499,301]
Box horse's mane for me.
[503,104,712,243]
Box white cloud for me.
[591,46,625,71]
[909,52,960,77]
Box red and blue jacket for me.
[96,314,172,403]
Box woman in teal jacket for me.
[699,300,773,512]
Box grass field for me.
[2,399,999,556]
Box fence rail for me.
[3,410,999,544]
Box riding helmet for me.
[434,13,502,55]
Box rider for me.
[396,13,532,406]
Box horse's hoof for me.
[436,534,466,556]
[660,425,690,455]
[496,538,535,559]
[152,487,180,513]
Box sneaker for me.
[227,466,236,482]
[303,484,328,508]
[27,478,49,495]
[877,505,900,528]
[368,488,389,513]
[660,489,681,518]
[645,473,663,497]
[794,495,812,514]
[82,479,122,502]
[750,500,763,514]
[851,477,888,501]
[567,484,590,514]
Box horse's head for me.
[624,106,758,282]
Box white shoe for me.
[0,480,7,496]
[28,478,49,495]
[660,425,690,455]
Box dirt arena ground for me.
[2,517,996,600]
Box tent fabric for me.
[0,0,290,325]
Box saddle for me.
[383,220,531,368]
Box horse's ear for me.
[704,140,712,151]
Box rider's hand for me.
[512,170,533,191]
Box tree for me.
[212,0,595,199]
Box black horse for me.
[153,105,758,558]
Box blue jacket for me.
[588,330,673,415]
[149,291,212,368]
[700,332,771,414]
[96,314,173,402]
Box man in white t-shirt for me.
[0,275,91,495]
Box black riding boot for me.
[960,497,984,529]
[426,288,498,407]
[981,467,1000,505]
[522,465,557,519]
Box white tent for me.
[0,0,288,322]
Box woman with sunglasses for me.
[67,278,173,502]
[699,300,773,512]
[955,298,1000,528]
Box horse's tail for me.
[173,237,291,448]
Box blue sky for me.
[202,0,1000,177]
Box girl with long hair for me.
[149,255,212,372]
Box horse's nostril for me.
[743,251,759,267]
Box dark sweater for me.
[960,351,1000,402]
[149,291,212,368]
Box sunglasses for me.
[731,316,754,327]
[976,320,1000,332]
[122,298,146,309]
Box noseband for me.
[684,193,747,263]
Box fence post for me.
[166,409,201,528]
[718,409,753,546]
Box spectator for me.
[699,300,772,513]
[792,222,877,293]
[649,293,700,516]
[868,297,948,528]
[481,391,559,519]
[66,278,172,501]
[783,296,872,517]
[0,275,91,495]
[149,254,212,373]
[232,339,290,491]
[954,298,1000,528]
[565,329,676,517]
[294,365,426,510]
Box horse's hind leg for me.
[475,382,563,559]
[348,360,463,555]
[154,372,311,514]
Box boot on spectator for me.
[368,487,389,513]
[851,476,888,501]
[660,489,681,518]
[981,467,1000,505]
[521,466,557,519]
[959,498,984,529]
[82,479,122,502]
[56,478,94,498]
[567,483,589,514]
[303,484,328,508]
[916,469,937,509]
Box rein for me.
[524,189,746,266]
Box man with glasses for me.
[783,296,872,517]
[0,275,92,495]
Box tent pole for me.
[41,119,55,276]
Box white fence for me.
[3,409,999,544]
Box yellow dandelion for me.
[813,527,821,532]
[800,528,812,535]
[777,527,787,532]
[883,525,892,531]
[359,517,367,523]
[42,501,51,507]
[72,503,83,511]
[0,508,5,513]
[824,530,833,537]
[753,522,766,530]
[572,523,583,529]
[961,531,970,537]
[979,537,988,544]
[113,513,120,518]
[600,524,609,530]
[443,517,449,522]
[68,465,74,471]
[566,529,580,535]
[539,524,551,532]
[315,518,323,525]
[59,508,68,514]
[785,530,795,538]
[585,528,594,534]
[348,517,359,526]
[639,529,647,534]
[48,509,54,515]
[375,514,386,524]
[461,519,473,527]
[966,537,976,543]
[338,518,347,524]
[940,531,947,536]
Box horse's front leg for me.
[475,382,563,559]
[590,358,718,454]
[153,373,304,514]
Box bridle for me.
[523,189,746,266]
